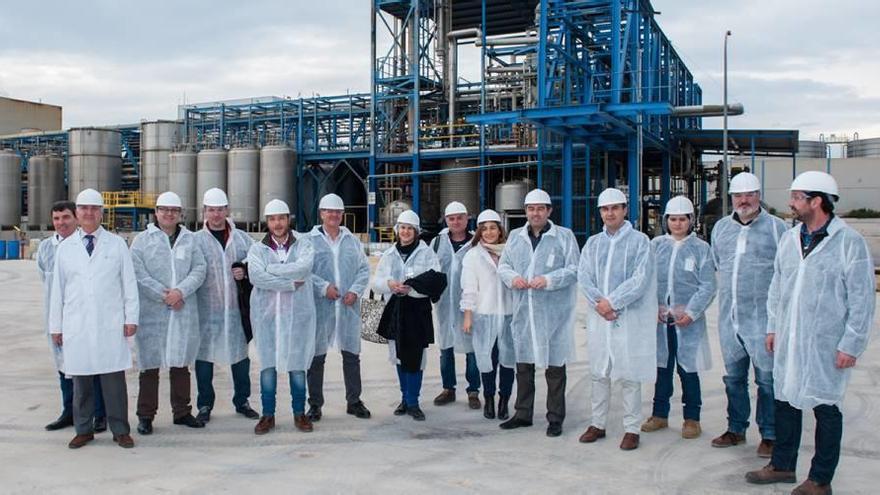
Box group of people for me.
[38,169,873,495]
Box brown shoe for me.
[757,439,774,458]
[433,389,456,406]
[744,464,797,484]
[112,434,135,449]
[467,391,481,410]
[294,414,314,432]
[578,426,606,443]
[254,416,275,435]
[68,433,94,449]
[682,419,702,439]
[792,479,832,495]
[711,430,746,448]
[620,433,640,450]
[640,416,668,432]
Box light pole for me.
[721,30,732,216]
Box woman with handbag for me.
[460,209,516,420]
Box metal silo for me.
[140,120,184,194]
[796,141,827,158]
[439,159,479,217]
[259,145,296,219]
[847,137,880,158]
[0,150,22,227]
[27,154,66,228]
[169,150,198,224]
[67,127,122,200]
[227,147,260,224]
[495,180,533,211]
[196,148,228,222]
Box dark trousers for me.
[652,324,702,420]
[59,372,105,419]
[194,358,251,411]
[480,342,515,399]
[513,363,566,424]
[72,371,129,436]
[396,365,424,407]
[771,400,842,485]
[307,351,363,408]
[439,347,480,393]
[136,367,192,420]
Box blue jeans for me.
[771,400,842,485]
[439,347,480,393]
[60,372,106,419]
[652,324,702,420]
[195,358,251,411]
[480,342,515,398]
[722,338,775,439]
[259,368,306,416]
[396,365,424,407]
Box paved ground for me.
[1,258,877,494]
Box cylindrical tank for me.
[797,140,827,158]
[494,179,533,211]
[140,121,184,194]
[67,128,122,200]
[169,150,198,224]
[439,159,479,217]
[27,154,65,227]
[259,145,296,219]
[380,199,413,227]
[847,137,880,158]
[227,147,260,224]
[196,149,228,222]
[0,150,22,227]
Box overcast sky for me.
[1,0,877,140]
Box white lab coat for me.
[460,243,515,372]
[49,228,139,376]
[36,234,65,372]
[431,229,474,352]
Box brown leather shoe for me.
[294,414,314,432]
[792,479,832,495]
[711,430,746,448]
[433,389,456,406]
[467,391,481,410]
[640,416,668,432]
[620,433,640,450]
[744,464,797,485]
[112,434,135,449]
[578,426,606,443]
[757,439,774,458]
[254,416,275,435]
[68,433,94,449]
[681,419,702,439]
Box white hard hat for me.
[477,209,502,224]
[156,191,182,209]
[263,199,290,217]
[523,188,551,206]
[597,188,627,207]
[790,171,839,198]
[396,209,420,230]
[75,188,103,207]
[664,196,695,216]
[318,193,345,210]
[202,187,229,207]
[729,172,761,194]
[444,201,468,217]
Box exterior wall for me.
[0,97,62,135]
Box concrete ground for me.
[1,258,878,494]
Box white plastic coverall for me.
[371,240,440,369]
[49,228,139,376]
[130,224,207,370]
[194,220,254,365]
[711,210,787,371]
[308,226,371,355]
[37,234,65,371]
[248,234,317,373]
[460,243,515,373]
[768,217,876,410]
[497,221,579,368]
[652,233,717,373]
[430,229,474,352]
[578,221,658,383]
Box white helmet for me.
[523,188,552,206]
[156,191,182,209]
[263,199,290,217]
[597,188,627,207]
[318,193,345,211]
[477,209,502,224]
[663,196,695,216]
[395,209,420,231]
[444,201,468,217]
[75,188,103,207]
[729,172,761,194]
[202,187,229,207]
[790,171,839,199]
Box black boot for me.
[483,395,496,419]
[497,395,510,420]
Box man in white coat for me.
[49,189,139,449]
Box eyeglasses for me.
[731,192,759,199]
[789,193,811,202]
[156,207,181,213]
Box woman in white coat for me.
[461,209,516,420]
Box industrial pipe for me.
[446,28,483,141]
[671,103,744,117]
